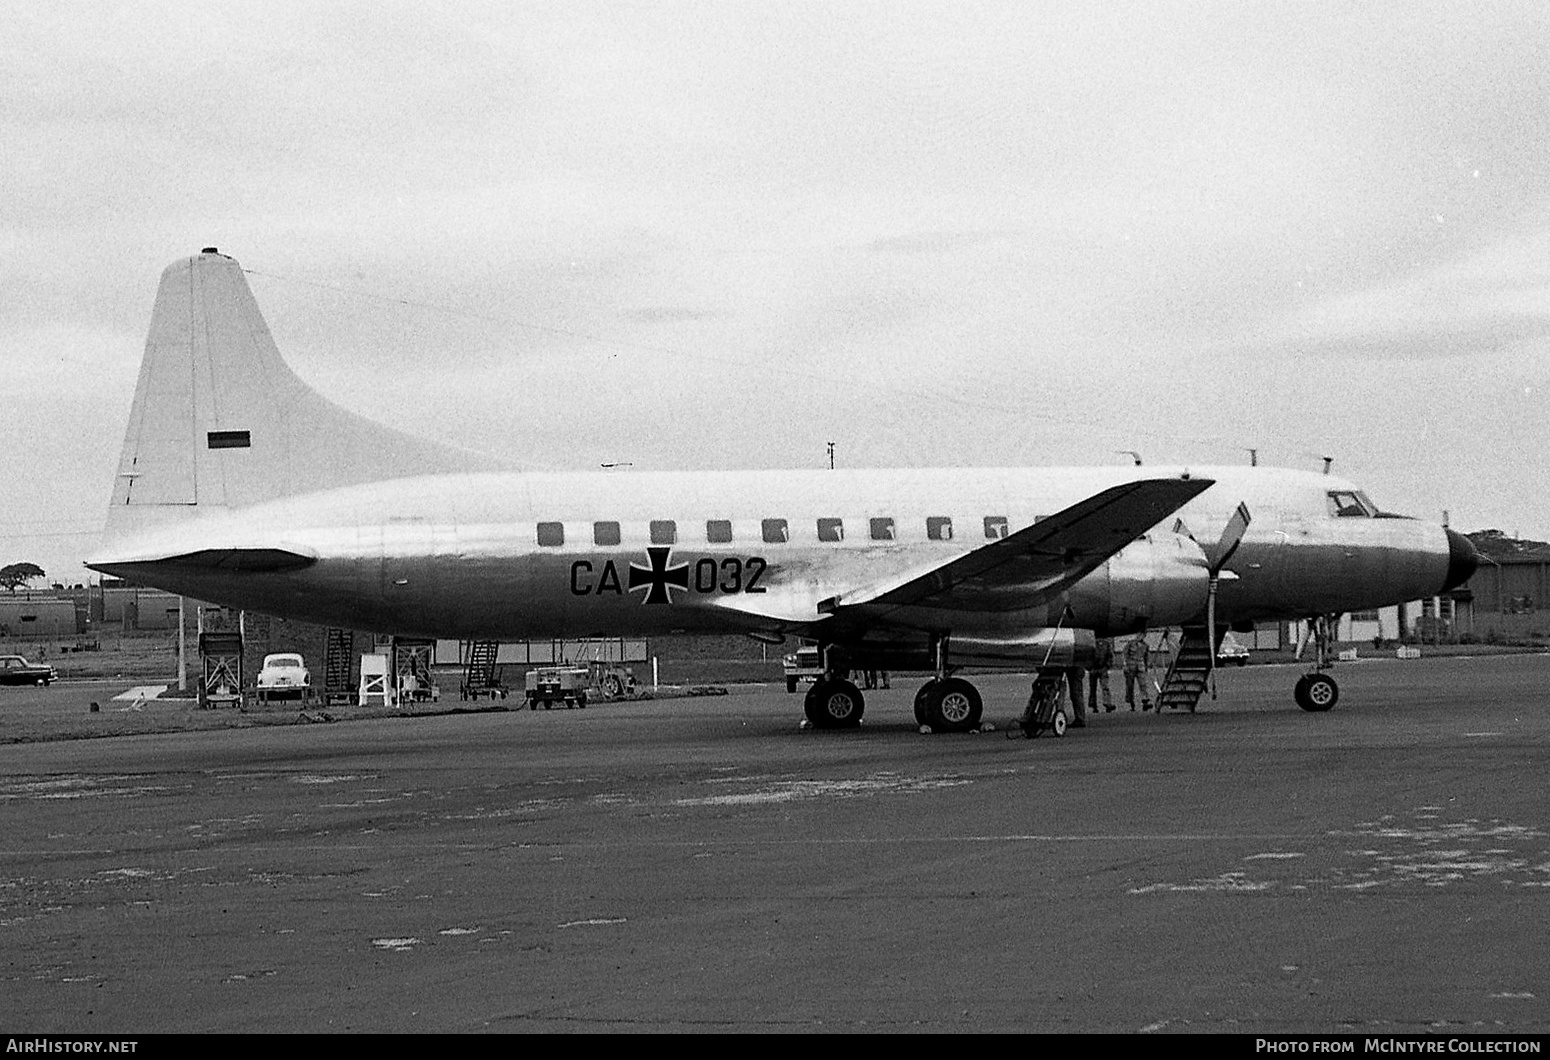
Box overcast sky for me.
[5,1,1550,585]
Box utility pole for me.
[1245,448,1258,467]
[826,441,835,470]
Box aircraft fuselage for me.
[92,463,1463,661]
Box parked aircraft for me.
[89,250,1478,730]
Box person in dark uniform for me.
[1088,637,1116,713]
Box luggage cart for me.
[1010,668,1068,738]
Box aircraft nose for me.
[1442,528,1479,592]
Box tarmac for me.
[1,655,1548,1033]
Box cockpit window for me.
[1327,490,1375,518]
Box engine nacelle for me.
[844,628,1096,671]
[1065,531,1211,635]
[948,628,1097,670]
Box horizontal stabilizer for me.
[91,545,318,581]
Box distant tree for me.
[0,562,46,593]
[1466,530,1550,558]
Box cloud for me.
[1230,226,1550,360]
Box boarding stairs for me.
[460,640,504,700]
[1155,625,1221,714]
[323,628,355,705]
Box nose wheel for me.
[1293,614,1342,712]
[1294,672,1339,712]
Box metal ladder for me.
[461,640,503,699]
[1155,625,1219,713]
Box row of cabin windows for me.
[535,516,1014,548]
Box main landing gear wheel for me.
[804,678,865,729]
[1294,673,1339,712]
[916,677,983,733]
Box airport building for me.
[1439,546,1550,643]
[0,597,82,638]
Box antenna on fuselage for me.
[1117,450,1142,466]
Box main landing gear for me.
[1293,614,1341,712]
[913,677,984,733]
[911,636,1000,734]
[803,677,865,729]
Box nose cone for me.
[1442,529,1479,592]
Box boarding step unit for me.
[323,627,354,705]
[394,638,439,703]
[460,640,505,700]
[196,607,245,710]
[1155,625,1222,714]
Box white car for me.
[256,652,311,701]
[1216,633,1250,667]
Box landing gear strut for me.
[1294,614,1341,712]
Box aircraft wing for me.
[817,477,1213,622]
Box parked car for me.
[0,655,56,686]
[1216,632,1250,667]
[256,652,311,701]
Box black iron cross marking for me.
[628,547,690,605]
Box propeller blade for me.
[1207,502,1251,574]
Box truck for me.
[782,644,823,693]
[524,666,589,710]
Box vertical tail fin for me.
[104,249,499,545]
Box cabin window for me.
[984,516,1009,540]
[817,518,844,542]
[706,519,733,544]
[650,520,677,545]
[537,522,564,547]
[926,516,953,541]
[869,517,895,541]
[762,518,789,544]
[593,521,621,546]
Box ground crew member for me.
[1065,665,1088,727]
[1123,635,1152,711]
[1088,637,1116,713]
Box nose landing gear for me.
[1294,614,1342,712]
